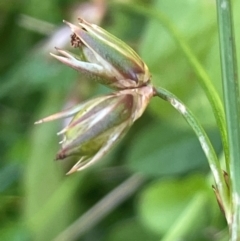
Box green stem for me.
[154,86,230,222]
[112,2,230,176]
[216,0,240,239]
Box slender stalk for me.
[154,87,230,222]
[216,0,240,239]
[112,2,230,175]
[53,174,145,241]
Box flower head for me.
[51,18,151,89]
[36,18,153,174]
[35,86,154,174]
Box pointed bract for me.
[51,18,151,89]
[36,18,153,174]
[35,85,154,173]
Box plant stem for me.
[53,174,145,241]
[216,0,240,239]
[112,2,230,176]
[154,86,230,222]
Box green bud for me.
[35,85,154,174]
[51,18,151,90]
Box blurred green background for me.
[1,0,239,240]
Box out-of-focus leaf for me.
[23,90,76,241]
[138,0,220,126]
[0,164,20,192]
[23,0,61,22]
[126,121,221,177]
[106,9,145,45]
[140,0,216,66]
[137,175,219,239]
[0,52,76,99]
[0,224,29,241]
[105,218,158,241]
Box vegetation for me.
[0,0,239,240]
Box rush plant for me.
[35,1,239,237]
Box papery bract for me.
[35,85,154,174]
[35,18,153,174]
[51,18,151,90]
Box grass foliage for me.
[0,0,239,240]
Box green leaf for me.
[137,175,218,239]
[105,218,158,241]
[23,90,77,241]
[216,0,240,236]
[126,122,221,177]
[0,52,76,99]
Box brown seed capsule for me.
[35,85,154,174]
[51,18,151,90]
